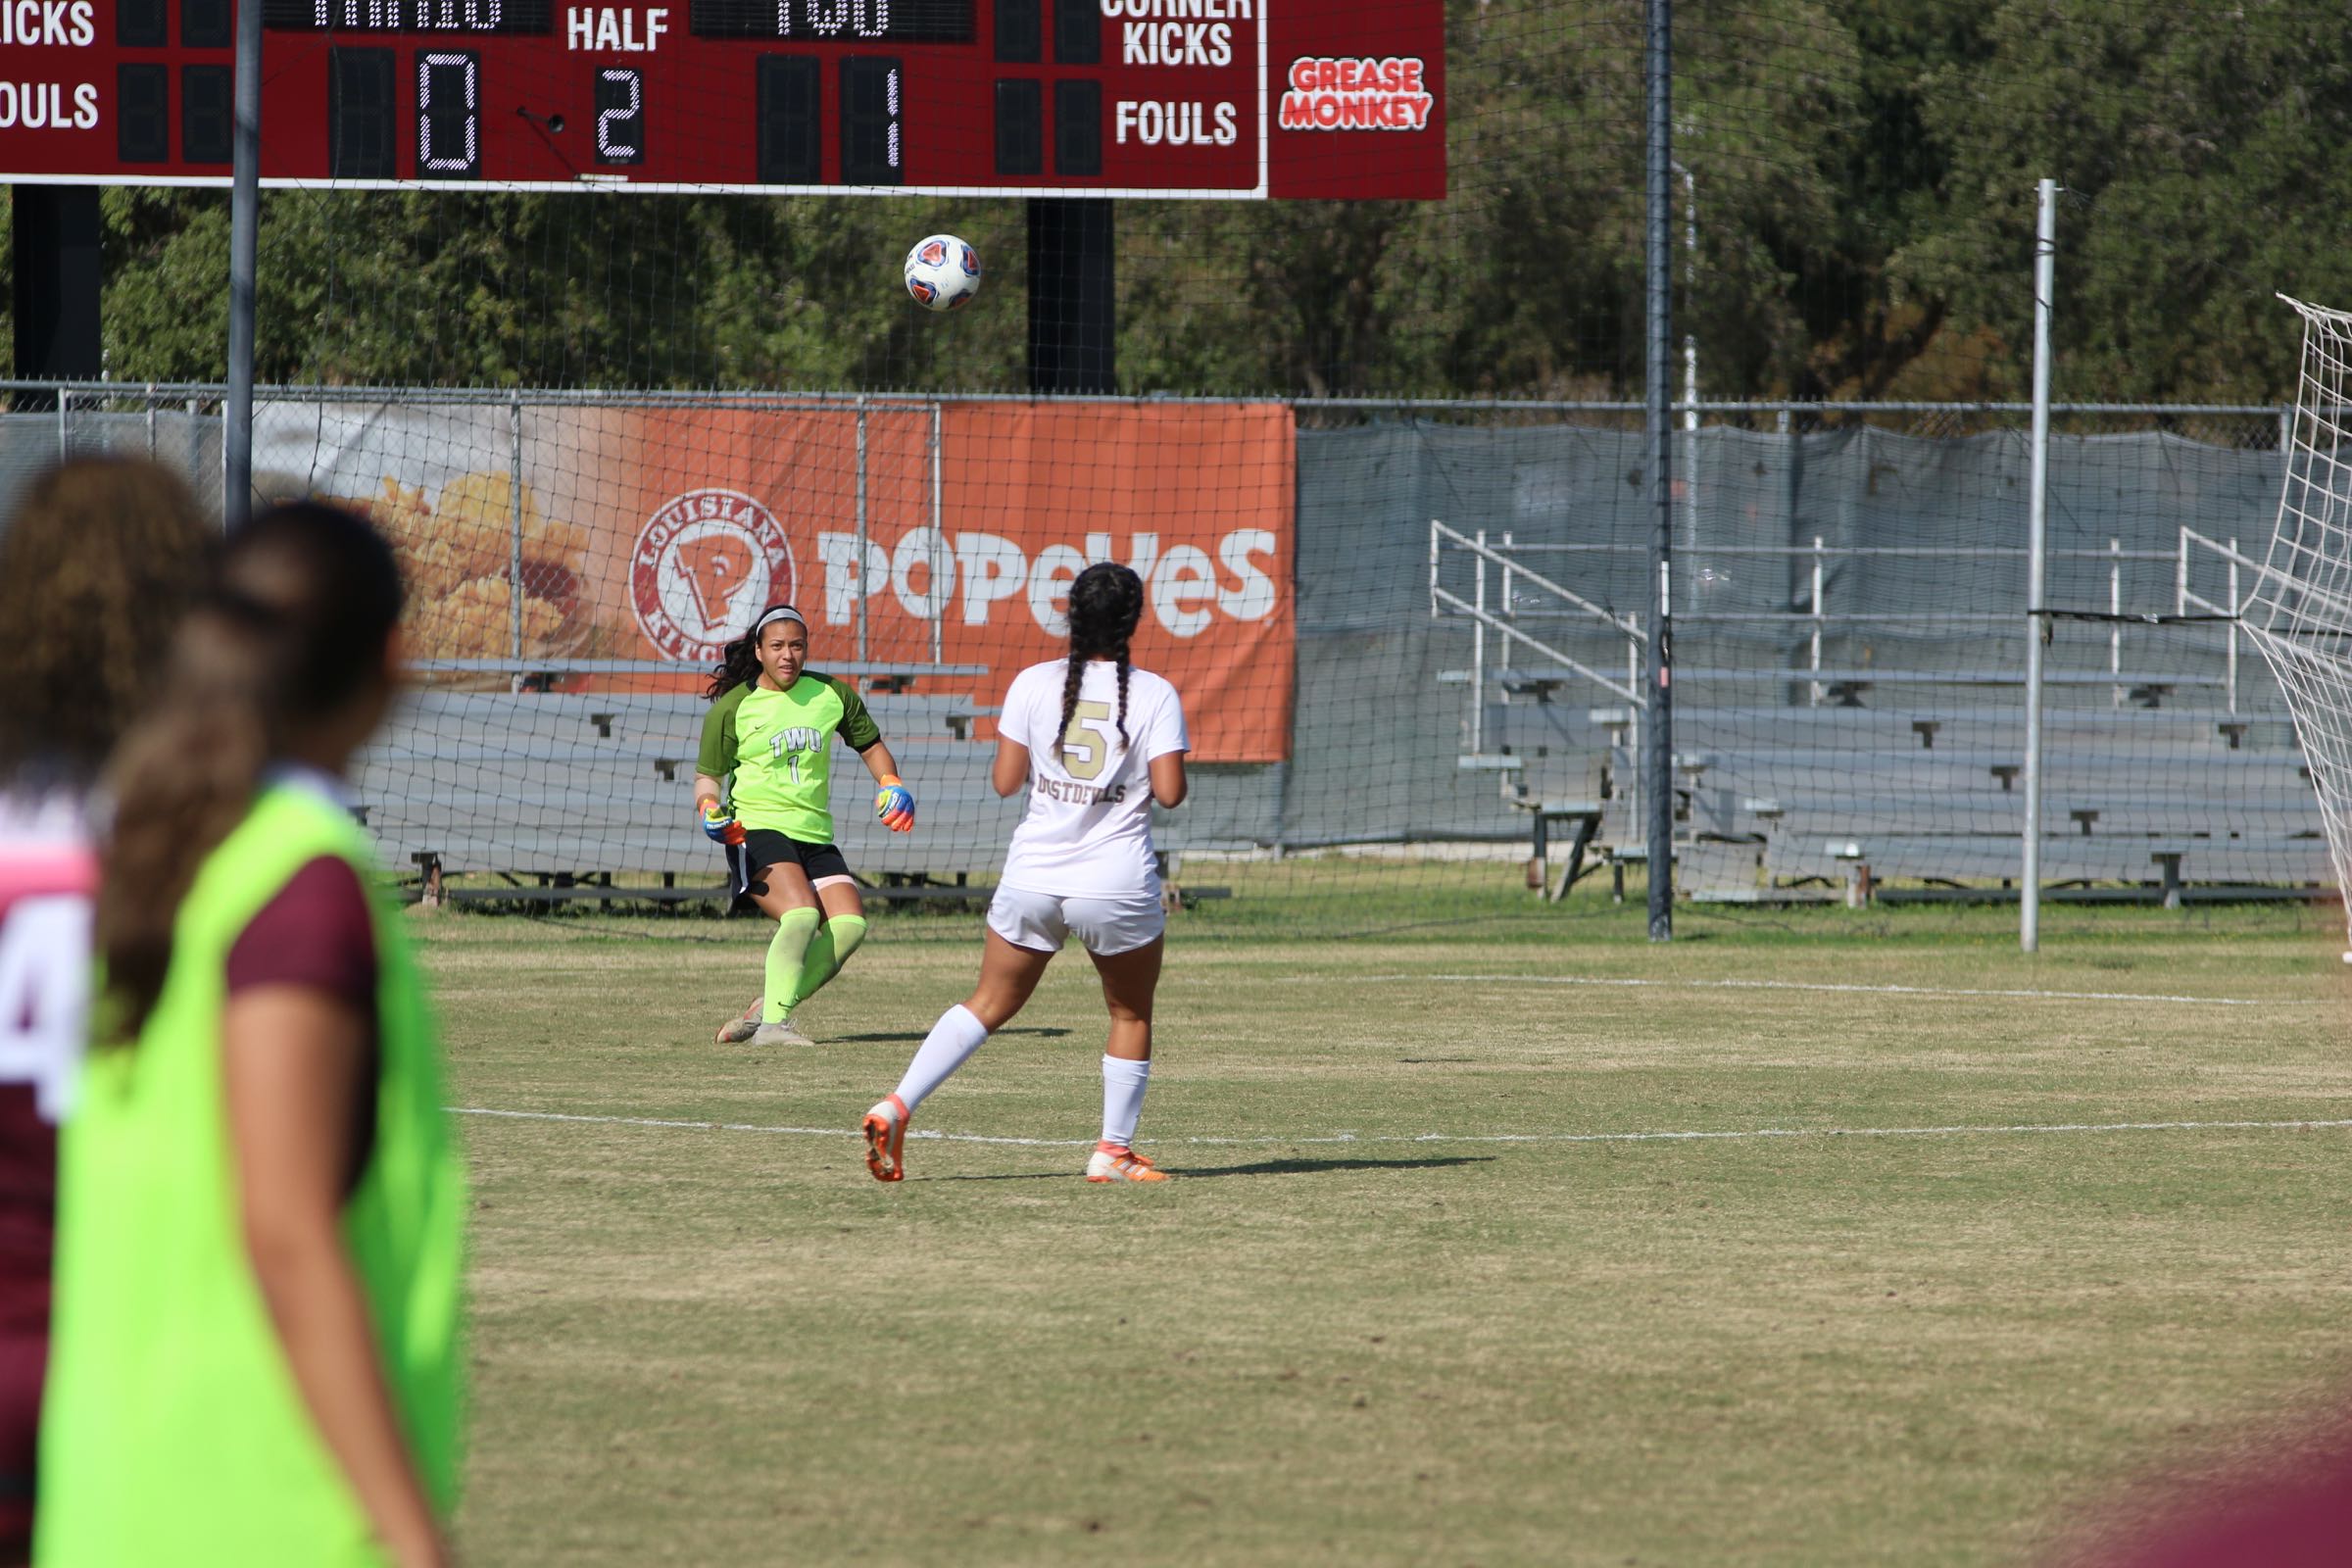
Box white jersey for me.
[998,659,1189,899]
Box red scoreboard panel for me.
[0,0,1442,197]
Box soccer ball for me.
[904,234,982,313]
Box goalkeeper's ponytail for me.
[706,628,762,702]
[97,503,405,1043]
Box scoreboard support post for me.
[225,0,265,528]
[1026,197,1114,395]
[9,187,102,411]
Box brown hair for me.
[96,502,405,1042]
[0,459,211,791]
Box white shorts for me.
[987,886,1165,956]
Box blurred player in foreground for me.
[39,503,466,1568]
[862,563,1189,1184]
[2065,1410,2352,1568]
[0,460,209,1562]
[696,604,915,1048]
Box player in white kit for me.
[862,563,1189,1183]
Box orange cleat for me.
[1085,1144,1168,1183]
[862,1094,909,1182]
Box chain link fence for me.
[0,386,2323,914]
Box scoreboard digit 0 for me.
[0,0,1443,197]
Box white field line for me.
[452,1106,2352,1151]
[1287,973,2321,1007]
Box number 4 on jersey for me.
[0,895,92,1123]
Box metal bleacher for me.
[1434,520,2335,902]
[1661,708,2330,895]
[356,689,1029,899]
[1468,695,2331,899]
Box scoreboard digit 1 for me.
[0,0,1443,197]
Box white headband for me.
[751,605,807,637]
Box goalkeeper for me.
[695,604,916,1047]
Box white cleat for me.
[714,999,762,1044]
[748,1018,814,1048]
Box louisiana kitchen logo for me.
[630,489,797,661]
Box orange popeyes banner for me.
[522,401,1295,762]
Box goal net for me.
[2242,296,2352,946]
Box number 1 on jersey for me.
[768,731,803,784]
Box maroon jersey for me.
[0,795,96,1343]
[0,792,96,1542]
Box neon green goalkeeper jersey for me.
[699,673,882,843]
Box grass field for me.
[429,893,2352,1565]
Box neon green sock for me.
[762,907,822,1022]
[786,913,868,1014]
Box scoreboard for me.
[0,0,1443,197]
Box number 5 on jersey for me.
[1060,701,1117,780]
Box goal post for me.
[2241,295,2352,955]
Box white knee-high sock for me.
[892,1004,990,1113]
[1101,1055,1152,1149]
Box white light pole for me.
[2022,178,2057,953]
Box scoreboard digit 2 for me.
[0,0,1442,197]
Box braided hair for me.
[1059,563,1146,765]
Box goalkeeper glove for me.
[700,802,746,847]
[874,774,915,833]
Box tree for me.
[1898,0,2352,401]
[66,0,2352,402]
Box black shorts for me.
[727,829,854,909]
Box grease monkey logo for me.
[630,489,797,661]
